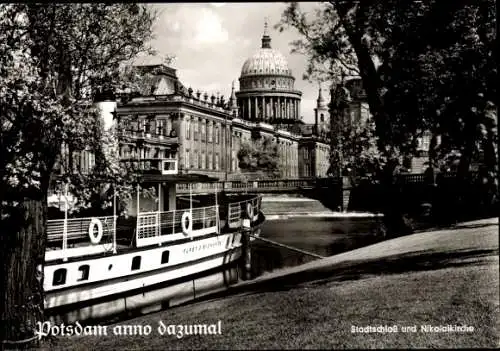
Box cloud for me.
[147,3,323,124]
[194,8,229,44]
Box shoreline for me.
[264,211,384,220]
[48,217,498,350]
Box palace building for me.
[102,23,333,181]
[58,21,432,186]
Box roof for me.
[241,48,292,77]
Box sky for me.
[138,2,324,124]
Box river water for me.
[251,216,383,278]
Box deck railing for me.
[136,205,219,247]
[46,215,117,261]
[46,194,264,258]
[227,195,262,228]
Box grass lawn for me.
[44,219,499,350]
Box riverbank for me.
[46,217,499,349]
[261,195,382,220]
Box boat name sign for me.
[182,240,222,255]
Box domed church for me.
[83,20,333,183]
[236,21,302,128]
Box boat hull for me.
[46,248,241,324]
[44,193,265,324]
[45,232,244,324]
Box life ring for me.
[88,218,103,244]
[246,202,254,219]
[181,212,192,235]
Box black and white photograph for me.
[0,2,497,349]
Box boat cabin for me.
[45,156,263,263]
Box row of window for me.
[185,119,220,144]
[121,118,174,137]
[240,77,293,89]
[52,251,170,286]
[120,147,175,160]
[185,150,220,171]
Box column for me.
[255,96,258,121]
[284,98,287,120]
[286,98,292,119]
[262,96,266,121]
[247,97,251,120]
[274,97,278,120]
[286,97,291,119]
[271,97,275,120]
[278,97,282,119]
[280,96,285,119]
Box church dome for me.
[241,49,292,77]
[239,21,292,78]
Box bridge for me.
[175,177,341,195]
[175,173,437,195]
[175,173,464,213]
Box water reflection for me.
[251,217,383,277]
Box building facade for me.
[111,24,332,181]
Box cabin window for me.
[131,256,141,271]
[53,268,67,286]
[77,265,90,281]
[161,251,170,264]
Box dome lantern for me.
[261,17,271,49]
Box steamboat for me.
[44,157,264,323]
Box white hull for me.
[45,232,243,323]
[44,192,264,324]
[48,248,241,324]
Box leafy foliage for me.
[0,4,159,343]
[237,137,281,178]
[277,1,497,178]
[1,4,158,211]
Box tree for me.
[277,1,497,226]
[0,4,157,346]
[277,1,496,171]
[237,137,281,178]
